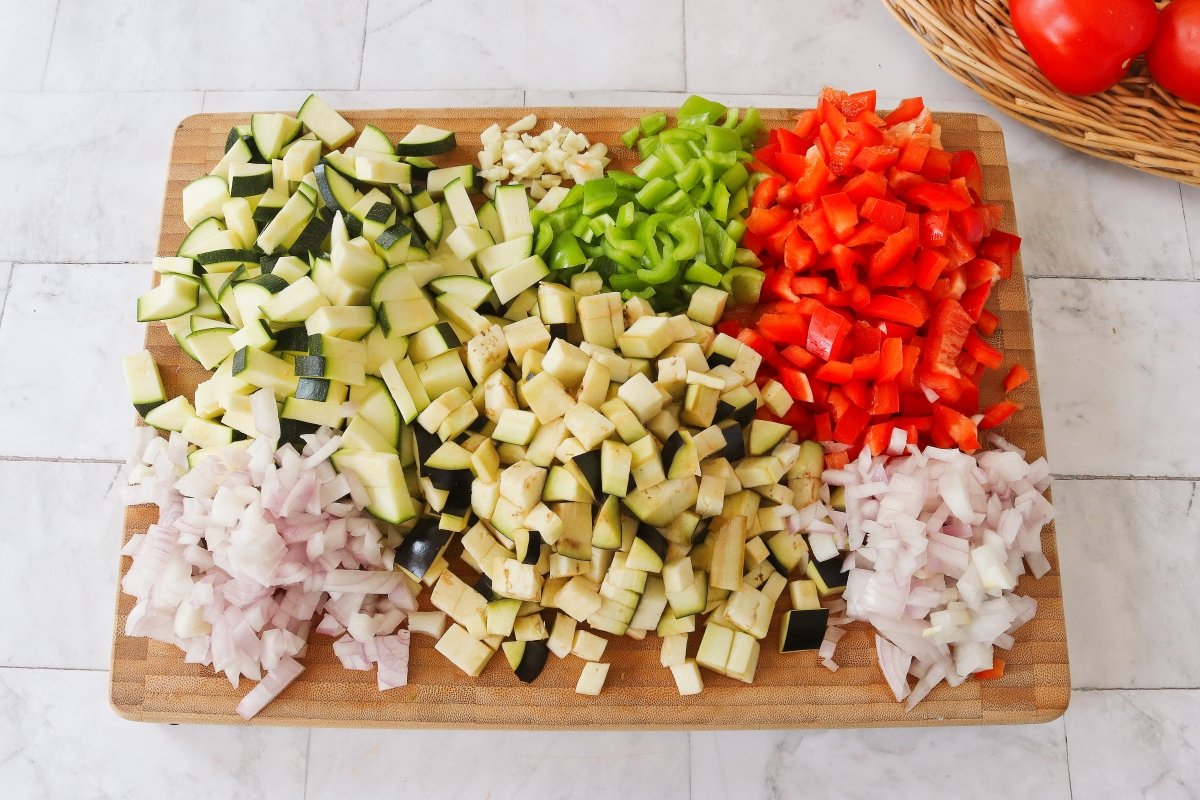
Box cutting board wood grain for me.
[112,107,1068,728]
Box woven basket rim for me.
[882,0,1200,186]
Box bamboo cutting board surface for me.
[111,107,1068,728]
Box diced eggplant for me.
[778,608,830,653]
[571,449,603,498]
[395,520,451,580]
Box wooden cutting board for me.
[111,107,1068,728]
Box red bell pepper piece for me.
[860,295,926,327]
[1004,364,1031,393]
[863,422,897,455]
[814,412,833,441]
[751,176,783,209]
[974,658,1006,681]
[784,232,818,273]
[746,205,793,236]
[843,169,889,205]
[977,309,999,336]
[933,405,980,452]
[870,382,900,415]
[756,313,810,345]
[963,330,1004,369]
[782,344,819,370]
[806,305,852,362]
[828,136,864,177]
[979,400,1020,430]
[922,299,972,376]
[815,360,854,384]
[884,97,926,126]
[777,366,815,403]
[821,192,859,240]
[868,228,918,277]
[861,197,907,232]
[799,206,838,254]
[877,338,904,382]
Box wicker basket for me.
[882,0,1200,185]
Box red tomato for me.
[1147,0,1200,105]
[1010,0,1160,95]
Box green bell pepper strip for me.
[621,126,641,149]
[640,112,668,136]
[735,107,764,143]
[674,159,705,193]
[602,238,642,271]
[721,107,741,129]
[609,272,646,291]
[635,213,669,263]
[571,215,594,240]
[728,187,749,220]
[633,154,673,181]
[684,261,724,286]
[622,287,657,301]
[656,190,695,215]
[534,221,554,256]
[583,178,619,216]
[721,266,765,304]
[658,143,693,173]
[616,201,637,229]
[733,247,762,267]
[604,225,645,258]
[559,183,585,209]
[636,134,660,159]
[609,170,647,191]
[705,125,742,153]
[659,127,704,145]
[703,149,739,168]
[668,214,703,262]
[549,229,587,270]
[544,205,582,235]
[637,243,681,285]
[710,181,731,223]
[678,95,728,130]
[720,162,750,192]
[634,177,677,210]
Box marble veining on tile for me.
[306,728,690,800]
[361,0,686,92]
[0,669,308,800]
[690,722,1070,800]
[1029,278,1200,477]
[1179,185,1200,280]
[42,0,368,91]
[0,1,58,91]
[0,264,146,459]
[0,92,203,263]
[1055,479,1200,689]
[1067,690,1200,799]
[0,461,123,669]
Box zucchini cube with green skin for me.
[415,350,472,398]
[182,417,234,449]
[123,350,167,416]
[486,598,522,637]
[436,401,478,441]
[378,297,439,338]
[260,276,330,324]
[306,305,376,341]
[297,94,355,148]
[491,255,549,305]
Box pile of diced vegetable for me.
[121,90,1053,718]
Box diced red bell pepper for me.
[977,309,999,336]
[974,658,1006,681]
[898,133,932,171]
[922,299,972,376]
[864,422,896,455]
[845,222,893,248]
[792,276,828,295]
[828,136,864,177]
[799,206,838,255]
[868,228,918,277]
[821,192,859,239]
[782,344,819,370]
[878,337,904,382]
[884,97,926,125]
[861,197,907,232]
[756,313,810,345]
[851,353,880,379]
[959,280,992,322]
[833,405,870,444]
[914,249,949,291]
[870,382,900,415]
[951,150,983,199]
[746,205,793,236]
[905,181,973,212]
[920,209,950,248]
[860,295,926,327]
[1004,364,1031,393]
[843,168,889,205]
[774,127,808,156]
[852,145,900,172]
[825,450,850,469]
[844,379,872,410]
[921,148,953,180]
[815,360,854,384]
[751,176,783,209]
[794,109,820,139]
[806,305,852,362]
[963,330,1003,369]
[933,404,980,452]
[784,232,818,273]
[979,400,1019,430]
[841,90,878,120]
[777,366,815,403]
[814,412,833,441]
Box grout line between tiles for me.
[0,455,124,465]
[37,0,62,91]
[1028,273,1200,283]
[1073,686,1200,692]
[1053,474,1200,482]
[686,731,693,800]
